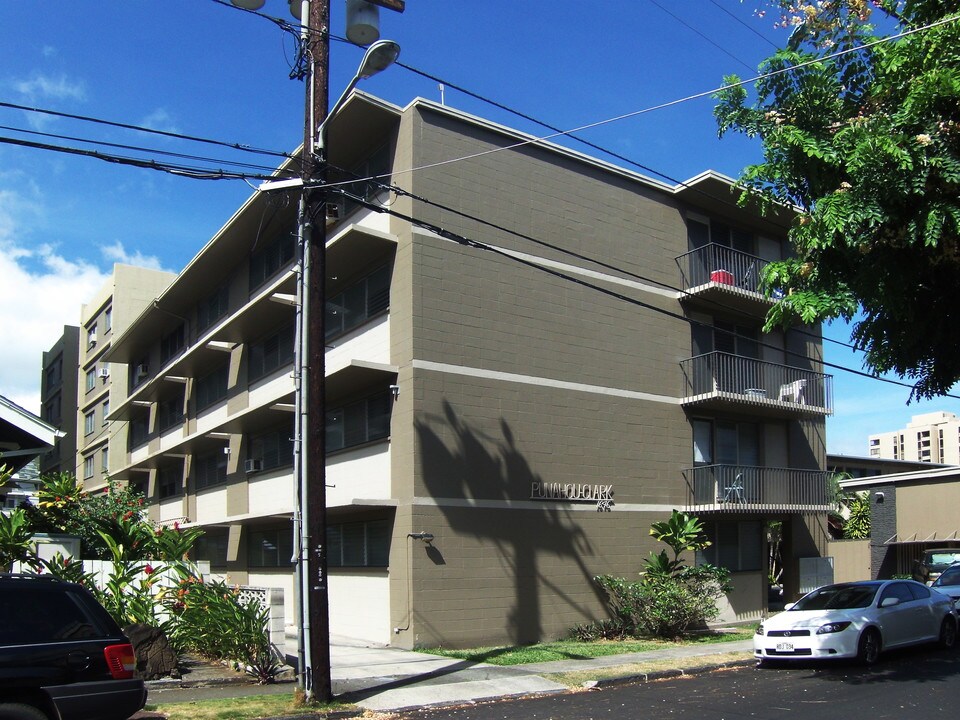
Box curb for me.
[585,657,757,689]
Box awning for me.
[885,530,960,544]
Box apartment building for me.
[75,265,176,492]
[102,92,833,649]
[869,411,960,465]
[39,326,80,476]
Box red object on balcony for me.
[711,269,735,285]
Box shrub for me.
[163,571,285,683]
[595,564,731,638]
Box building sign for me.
[530,482,614,511]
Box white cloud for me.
[0,240,107,414]
[100,241,168,272]
[0,188,169,414]
[13,73,86,103]
[139,109,179,135]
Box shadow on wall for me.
[415,399,606,646]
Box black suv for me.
[0,574,147,720]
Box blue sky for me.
[1,0,957,453]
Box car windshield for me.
[790,584,879,611]
[933,567,960,587]
[926,552,960,566]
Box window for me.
[85,369,97,393]
[698,520,762,572]
[129,414,150,449]
[84,411,95,436]
[86,325,97,348]
[248,527,293,568]
[101,399,110,426]
[194,448,228,490]
[328,519,391,567]
[325,264,390,341]
[195,363,229,410]
[132,356,150,388]
[46,358,62,389]
[83,455,94,479]
[194,528,229,569]
[197,285,229,332]
[157,464,182,499]
[104,306,112,332]
[692,320,759,359]
[692,419,759,467]
[158,393,185,432]
[249,423,295,471]
[160,324,185,364]
[100,447,109,473]
[249,323,295,381]
[688,217,754,254]
[44,394,62,425]
[326,392,392,452]
[249,228,296,292]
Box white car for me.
[754,580,957,665]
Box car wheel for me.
[0,703,49,720]
[939,616,957,650]
[857,627,882,665]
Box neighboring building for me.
[3,459,41,511]
[102,92,834,649]
[40,326,80,476]
[839,465,960,579]
[76,265,176,493]
[868,411,960,464]
[827,453,946,480]
[0,394,61,475]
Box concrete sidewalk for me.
[143,634,756,713]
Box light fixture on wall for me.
[408,531,434,544]
[875,491,885,503]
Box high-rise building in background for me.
[40,326,80,476]
[75,265,176,492]
[869,411,960,465]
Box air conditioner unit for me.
[98,368,110,379]
[244,459,263,473]
[135,363,149,378]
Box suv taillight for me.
[103,643,136,680]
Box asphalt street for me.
[403,645,960,720]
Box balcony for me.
[680,352,832,417]
[684,464,833,514]
[676,244,772,317]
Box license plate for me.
[776,642,794,652]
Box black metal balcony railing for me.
[680,352,833,414]
[676,244,769,293]
[684,464,833,514]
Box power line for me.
[646,0,756,72]
[0,100,291,159]
[0,134,285,182]
[384,15,959,190]
[705,0,781,50]
[0,123,288,175]
[338,186,958,399]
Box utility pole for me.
[301,0,332,704]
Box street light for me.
[232,0,399,705]
[317,39,400,152]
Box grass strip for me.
[416,629,752,666]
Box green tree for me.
[715,0,960,400]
